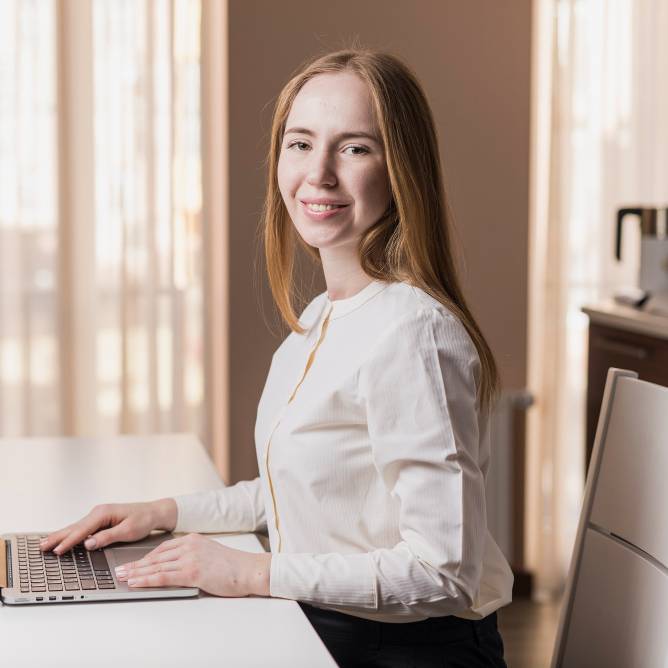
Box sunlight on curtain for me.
[528,0,667,600]
[0,0,203,440]
[93,0,203,436]
[0,0,59,436]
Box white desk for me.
[0,434,336,667]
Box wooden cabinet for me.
[584,306,668,475]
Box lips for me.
[300,199,349,206]
[299,200,349,220]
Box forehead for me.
[285,72,377,131]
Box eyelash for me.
[286,141,370,156]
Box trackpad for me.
[107,547,154,569]
[105,532,174,569]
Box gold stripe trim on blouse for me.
[264,306,333,553]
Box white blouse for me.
[174,279,513,623]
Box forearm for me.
[269,545,479,617]
[151,497,178,532]
[172,478,267,534]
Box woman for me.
[41,49,512,667]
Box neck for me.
[320,246,374,301]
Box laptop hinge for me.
[0,539,8,588]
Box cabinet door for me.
[586,323,668,471]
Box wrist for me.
[151,497,178,532]
[246,553,272,597]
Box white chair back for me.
[551,368,668,668]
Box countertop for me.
[582,300,668,340]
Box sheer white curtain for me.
[528,0,668,600]
[0,1,59,434]
[92,0,204,436]
[0,1,217,454]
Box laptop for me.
[0,531,199,605]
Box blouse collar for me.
[326,279,389,320]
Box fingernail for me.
[85,538,97,550]
[127,578,138,587]
[115,567,127,578]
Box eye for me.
[286,140,310,151]
[343,145,369,156]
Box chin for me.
[294,225,354,251]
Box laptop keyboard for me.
[16,534,116,594]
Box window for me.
[0,0,205,441]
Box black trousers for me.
[299,603,507,668]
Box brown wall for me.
[228,0,532,482]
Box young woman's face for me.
[277,72,391,252]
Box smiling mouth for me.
[303,202,349,212]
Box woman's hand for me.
[114,532,272,597]
[39,499,178,555]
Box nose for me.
[306,148,337,188]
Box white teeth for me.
[306,203,343,212]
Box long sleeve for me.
[269,307,488,618]
[173,477,267,534]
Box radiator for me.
[485,389,534,563]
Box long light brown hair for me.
[262,49,500,413]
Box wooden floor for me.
[496,596,563,668]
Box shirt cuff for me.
[173,480,262,534]
[269,551,378,609]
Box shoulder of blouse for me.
[360,285,478,362]
[356,302,482,410]
[379,282,466,332]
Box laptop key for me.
[80,580,97,590]
[48,584,63,591]
[65,582,80,591]
[98,583,116,589]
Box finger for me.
[146,536,184,556]
[115,546,182,577]
[123,536,183,564]
[120,560,180,582]
[39,524,76,552]
[127,571,185,588]
[123,546,182,570]
[52,516,110,555]
[84,521,134,551]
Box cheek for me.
[356,167,391,213]
[277,156,299,201]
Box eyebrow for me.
[284,127,382,144]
